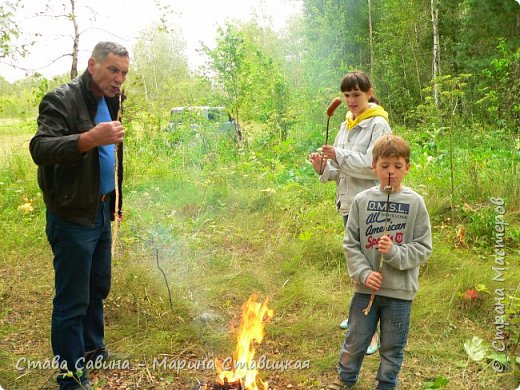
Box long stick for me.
[318,116,331,175]
[363,173,393,315]
[111,90,122,256]
[319,98,342,175]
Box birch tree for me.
[431,0,440,107]
[131,27,189,113]
[69,0,79,79]
[367,0,374,80]
[35,1,88,80]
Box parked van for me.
[166,106,237,134]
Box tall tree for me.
[34,1,92,80]
[301,0,370,88]
[368,0,374,78]
[239,21,291,141]
[69,0,79,79]
[367,0,431,123]
[203,24,248,142]
[296,0,372,129]
[431,0,440,106]
[130,27,189,118]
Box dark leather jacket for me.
[30,70,123,225]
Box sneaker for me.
[339,318,379,355]
[366,333,380,355]
[326,377,355,390]
[85,348,109,363]
[339,318,349,330]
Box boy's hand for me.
[377,235,393,255]
[365,271,383,290]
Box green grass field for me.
[0,119,518,389]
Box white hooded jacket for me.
[319,104,391,216]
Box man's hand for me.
[365,271,383,290]
[377,235,393,255]
[78,121,124,152]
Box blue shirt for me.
[95,97,115,195]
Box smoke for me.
[124,188,226,329]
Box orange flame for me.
[215,293,274,390]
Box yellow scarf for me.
[347,105,389,130]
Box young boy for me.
[328,135,432,390]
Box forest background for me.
[0,0,519,389]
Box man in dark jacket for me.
[30,41,129,390]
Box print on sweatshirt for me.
[344,186,432,301]
[365,200,409,249]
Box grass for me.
[0,119,34,161]
[0,118,519,389]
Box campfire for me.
[194,293,274,390]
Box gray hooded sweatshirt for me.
[344,186,432,301]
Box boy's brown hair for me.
[372,135,410,163]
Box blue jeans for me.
[338,293,411,390]
[46,200,112,389]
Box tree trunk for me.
[400,52,411,101]
[431,0,440,107]
[367,0,374,79]
[412,24,423,101]
[233,107,242,143]
[70,0,79,79]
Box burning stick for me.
[319,97,342,175]
[363,173,394,315]
[111,88,123,256]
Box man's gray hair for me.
[91,42,129,63]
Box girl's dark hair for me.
[340,70,381,105]
[369,96,380,105]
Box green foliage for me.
[0,115,519,388]
[464,336,487,361]
[32,75,49,107]
[478,39,520,129]
[0,0,24,59]
[202,23,248,133]
[124,26,193,130]
[412,73,473,129]
[0,2,520,387]
[301,0,369,86]
[423,375,449,389]
[201,21,294,145]
[374,0,432,122]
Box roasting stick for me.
[319,98,342,174]
[363,173,394,315]
[319,98,342,175]
[111,89,122,256]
